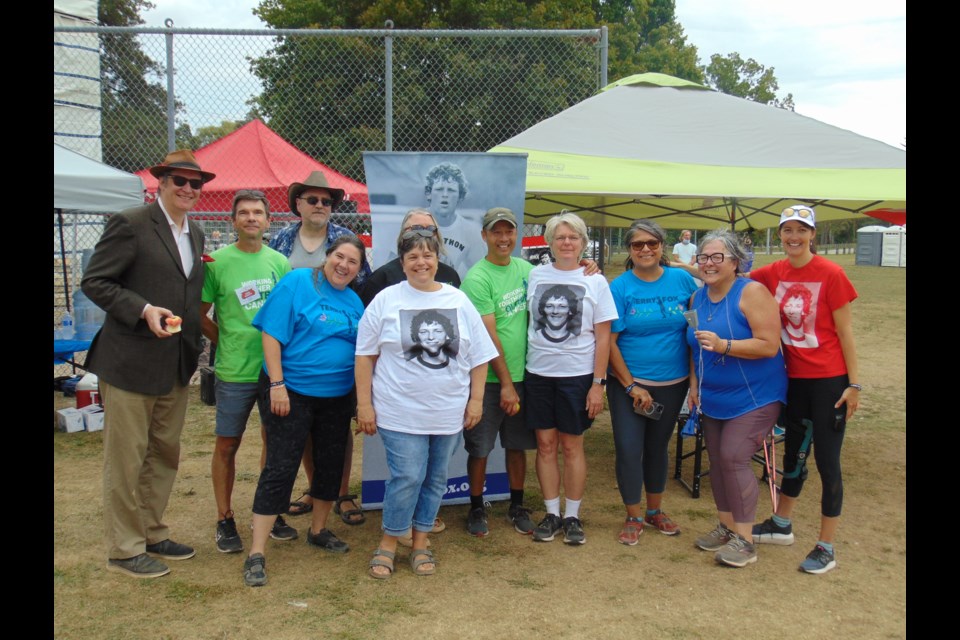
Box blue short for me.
[214,380,261,438]
[463,382,537,458]
[524,371,595,436]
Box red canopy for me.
[135,119,369,214]
[863,208,906,226]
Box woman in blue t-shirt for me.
[608,220,698,546]
[241,235,367,587]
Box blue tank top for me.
[685,278,787,419]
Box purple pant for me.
[702,402,782,523]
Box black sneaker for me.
[466,506,489,537]
[106,553,170,579]
[270,515,299,541]
[752,517,795,545]
[306,528,350,554]
[243,553,267,587]
[508,504,536,535]
[562,516,586,545]
[532,514,563,542]
[145,539,196,560]
[216,517,243,553]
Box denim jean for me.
[378,428,462,536]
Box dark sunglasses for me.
[629,239,661,251]
[402,224,438,239]
[234,189,265,198]
[167,175,204,189]
[299,196,334,207]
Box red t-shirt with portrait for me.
[750,255,857,379]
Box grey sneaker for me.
[466,506,489,537]
[216,517,243,553]
[243,553,267,587]
[106,553,170,579]
[306,528,350,554]
[507,504,536,535]
[145,539,196,560]
[715,533,758,567]
[532,514,563,542]
[270,515,299,541]
[799,544,837,575]
[695,523,733,551]
[562,516,586,545]
[752,517,795,545]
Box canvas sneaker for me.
[507,504,536,535]
[532,514,563,542]
[799,544,837,575]
[562,516,586,545]
[243,553,267,587]
[618,518,644,546]
[714,532,758,568]
[752,517,795,545]
[695,523,733,551]
[270,515,299,541]
[107,553,170,579]
[215,517,243,553]
[644,511,681,536]
[466,506,490,537]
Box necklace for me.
[705,294,727,322]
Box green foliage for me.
[703,52,795,110]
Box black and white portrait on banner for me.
[400,308,460,370]
[531,282,585,344]
[363,152,528,280]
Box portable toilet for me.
[856,225,887,266]
[881,225,906,267]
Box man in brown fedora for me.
[268,170,372,520]
[82,149,214,579]
[269,171,372,286]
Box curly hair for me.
[535,284,582,337]
[780,283,814,316]
[409,309,456,344]
[424,162,468,202]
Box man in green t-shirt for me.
[200,190,293,554]
[460,208,538,536]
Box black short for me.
[524,371,595,436]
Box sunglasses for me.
[781,206,813,219]
[299,196,334,207]
[696,253,734,265]
[234,189,265,198]
[629,240,661,251]
[167,175,204,189]
[401,225,437,240]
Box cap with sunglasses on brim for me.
[287,171,346,216]
[482,207,518,230]
[779,205,816,229]
[148,149,216,184]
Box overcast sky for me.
[141,0,905,149]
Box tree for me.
[703,52,794,110]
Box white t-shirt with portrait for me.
[525,264,618,377]
[356,281,498,435]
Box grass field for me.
[53,253,906,640]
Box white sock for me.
[544,497,561,517]
[564,498,581,520]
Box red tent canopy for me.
[863,208,906,226]
[135,119,369,214]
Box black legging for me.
[780,375,848,518]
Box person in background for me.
[607,220,698,546]
[749,205,861,575]
[422,162,487,278]
[741,235,755,273]
[200,190,295,554]
[672,229,696,267]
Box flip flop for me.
[368,548,395,580]
[409,548,436,576]
[287,492,313,516]
[334,494,366,525]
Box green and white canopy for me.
[490,73,906,230]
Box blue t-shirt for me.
[610,267,698,382]
[252,268,363,397]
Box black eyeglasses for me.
[696,253,734,265]
[401,225,437,240]
[299,196,334,207]
[167,175,203,189]
[629,240,661,251]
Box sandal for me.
[397,530,431,548]
[368,548,395,580]
[287,492,313,516]
[431,517,446,533]
[409,548,436,576]
[334,494,366,526]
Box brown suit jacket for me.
[81,201,205,396]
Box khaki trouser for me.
[100,380,188,560]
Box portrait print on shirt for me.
[774,281,820,348]
[530,283,585,344]
[401,308,461,369]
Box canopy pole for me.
[57,209,71,312]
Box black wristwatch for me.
[592,377,607,387]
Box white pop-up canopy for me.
[54,143,144,212]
